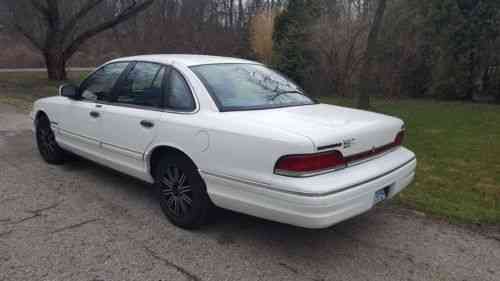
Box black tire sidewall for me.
[36,116,65,164]
[154,154,211,229]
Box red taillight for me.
[276,129,406,177]
[394,130,405,146]
[275,151,346,177]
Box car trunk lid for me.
[226,104,405,157]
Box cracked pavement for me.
[0,103,499,281]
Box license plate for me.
[374,188,388,204]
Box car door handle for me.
[140,120,155,128]
[89,111,100,118]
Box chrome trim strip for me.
[200,170,273,189]
[317,143,342,151]
[59,128,96,142]
[325,157,416,196]
[274,147,400,178]
[200,157,416,197]
[77,100,199,115]
[347,147,399,167]
[100,141,143,156]
[275,165,346,178]
[58,128,142,156]
[78,60,200,115]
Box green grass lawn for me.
[1,72,499,225]
[321,97,500,225]
[0,71,88,112]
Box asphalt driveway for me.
[0,103,499,281]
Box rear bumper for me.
[201,148,416,229]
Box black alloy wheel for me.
[154,153,212,229]
[160,165,194,218]
[36,115,65,165]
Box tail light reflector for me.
[276,129,406,177]
[394,130,405,146]
[274,151,346,177]
[274,129,405,177]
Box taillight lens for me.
[276,129,405,177]
[394,130,405,146]
[275,151,346,177]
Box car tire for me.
[154,153,212,229]
[35,114,66,165]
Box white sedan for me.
[31,55,416,229]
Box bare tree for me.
[1,0,154,80]
[250,8,276,64]
[311,0,370,97]
[357,0,387,109]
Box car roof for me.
[109,54,260,67]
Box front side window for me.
[190,63,315,111]
[80,62,129,102]
[116,62,165,108]
[164,69,196,111]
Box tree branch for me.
[13,22,44,50]
[63,0,154,60]
[45,0,59,12]
[44,0,60,29]
[61,0,105,39]
[29,0,50,17]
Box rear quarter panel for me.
[192,112,315,184]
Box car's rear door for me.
[57,62,129,156]
[97,62,167,177]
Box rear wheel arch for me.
[150,145,213,229]
[148,145,199,179]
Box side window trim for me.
[164,68,197,112]
[108,61,137,103]
[79,60,199,114]
[160,66,172,109]
[78,62,131,101]
[110,61,167,109]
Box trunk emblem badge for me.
[343,138,356,149]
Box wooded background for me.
[1,0,499,104]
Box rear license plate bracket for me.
[374,186,391,205]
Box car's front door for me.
[98,62,167,177]
[58,62,129,156]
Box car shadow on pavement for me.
[66,153,386,264]
[6,141,497,281]
[61,152,374,239]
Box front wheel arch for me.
[35,110,66,165]
[35,110,49,125]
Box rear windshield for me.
[190,63,316,111]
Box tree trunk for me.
[229,0,234,29]
[44,50,67,81]
[357,0,387,109]
[238,0,244,27]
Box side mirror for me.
[59,84,78,99]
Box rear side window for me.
[164,69,196,111]
[115,62,165,108]
[80,62,129,102]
